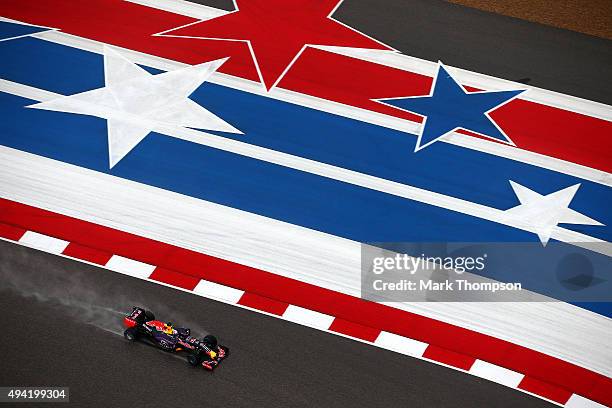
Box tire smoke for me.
[0,243,208,337]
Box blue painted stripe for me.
[197,86,611,241]
[0,36,104,95]
[0,36,609,242]
[1,92,610,316]
[0,21,49,41]
[0,91,532,243]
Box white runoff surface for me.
[1,146,610,377]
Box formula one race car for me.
[123,307,229,371]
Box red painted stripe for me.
[518,377,573,405]
[0,199,610,406]
[0,0,610,172]
[62,242,112,265]
[238,292,289,316]
[284,48,612,173]
[328,318,380,342]
[0,0,260,82]
[0,223,26,241]
[423,345,476,371]
[149,267,200,291]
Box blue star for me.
[380,63,526,151]
[0,21,51,42]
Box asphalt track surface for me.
[0,240,554,407]
[194,0,612,105]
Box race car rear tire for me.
[144,310,155,321]
[187,352,201,367]
[124,327,138,342]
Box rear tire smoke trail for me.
[0,242,209,336]
[0,245,125,333]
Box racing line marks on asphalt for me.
[0,223,609,408]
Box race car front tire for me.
[124,327,138,342]
[187,352,201,367]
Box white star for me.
[504,180,603,245]
[27,46,242,168]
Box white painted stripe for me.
[282,305,335,330]
[0,17,58,42]
[469,359,525,388]
[565,394,607,408]
[18,231,69,254]
[1,83,608,254]
[0,78,61,102]
[2,147,611,377]
[375,331,429,357]
[104,255,156,278]
[29,30,612,187]
[125,0,228,20]
[193,279,244,304]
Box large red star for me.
[157,0,394,90]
